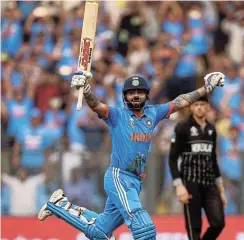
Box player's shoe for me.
[38,189,67,221]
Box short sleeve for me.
[99,105,121,128]
[154,102,173,126]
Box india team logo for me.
[132,79,139,86]
[145,118,152,127]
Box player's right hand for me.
[71,71,93,89]
[175,184,191,204]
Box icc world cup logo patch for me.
[146,118,152,127]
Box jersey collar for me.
[125,107,148,118]
[189,114,210,128]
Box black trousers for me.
[184,181,225,240]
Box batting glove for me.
[204,72,225,93]
[71,71,93,92]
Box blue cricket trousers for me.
[95,166,143,235]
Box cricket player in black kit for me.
[169,96,227,240]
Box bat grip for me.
[76,87,84,110]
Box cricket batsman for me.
[38,71,225,240]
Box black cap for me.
[123,76,150,94]
[197,95,209,102]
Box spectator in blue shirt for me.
[61,5,83,40]
[56,41,79,81]
[12,108,55,174]
[44,97,67,140]
[2,71,35,139]
[212,63,241,111]
[219,126,241,182]
[158,2,184,45]
[186,2,215,56]
[1,4,23,56]
[24,8,55,44]
[30,32,55,70]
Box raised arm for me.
[71,71,108,117]
[170,72,225,114]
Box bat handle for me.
[76,87,84,110]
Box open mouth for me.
[132,100,140,105]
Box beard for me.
[125,95,147,110]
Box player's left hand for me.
[204,72,225,93]
[220,191,228,208]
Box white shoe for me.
[38,189,67,221]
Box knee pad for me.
[47,202,110,240]
[130,209,156,240]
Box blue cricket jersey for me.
[101,103,173,176]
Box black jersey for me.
[169,115,221,185]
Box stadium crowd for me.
[1,1,244,216]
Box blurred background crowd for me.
[1,1,244,217]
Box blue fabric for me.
[95,86,107,101]
[100,104,170,175]
[39,42,54,69]
[30,23,53,43]
[5,97,33,137]
[95,167,155,237]
[224,189,238,215]
[67,103,86,145]
[97,24,110,35]
[1,19,23,56]
[44,110,67,139]
[16,125,55,169]
[112,53,127,66]
[130,210,156,240]
[10,70,24,87]
[56,43,78,81]
[63,19,83,38]
[161,21,184,44]
[219,138,241,181]
[30,39,54,69]
[18,2,39,20]
[175,53,197,78]
[47,202,109,239]
[212,77,240,110]
[1,185,10,215]
[188,17,209,55]
[95,167,142,234]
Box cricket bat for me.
[76,1,99,110]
